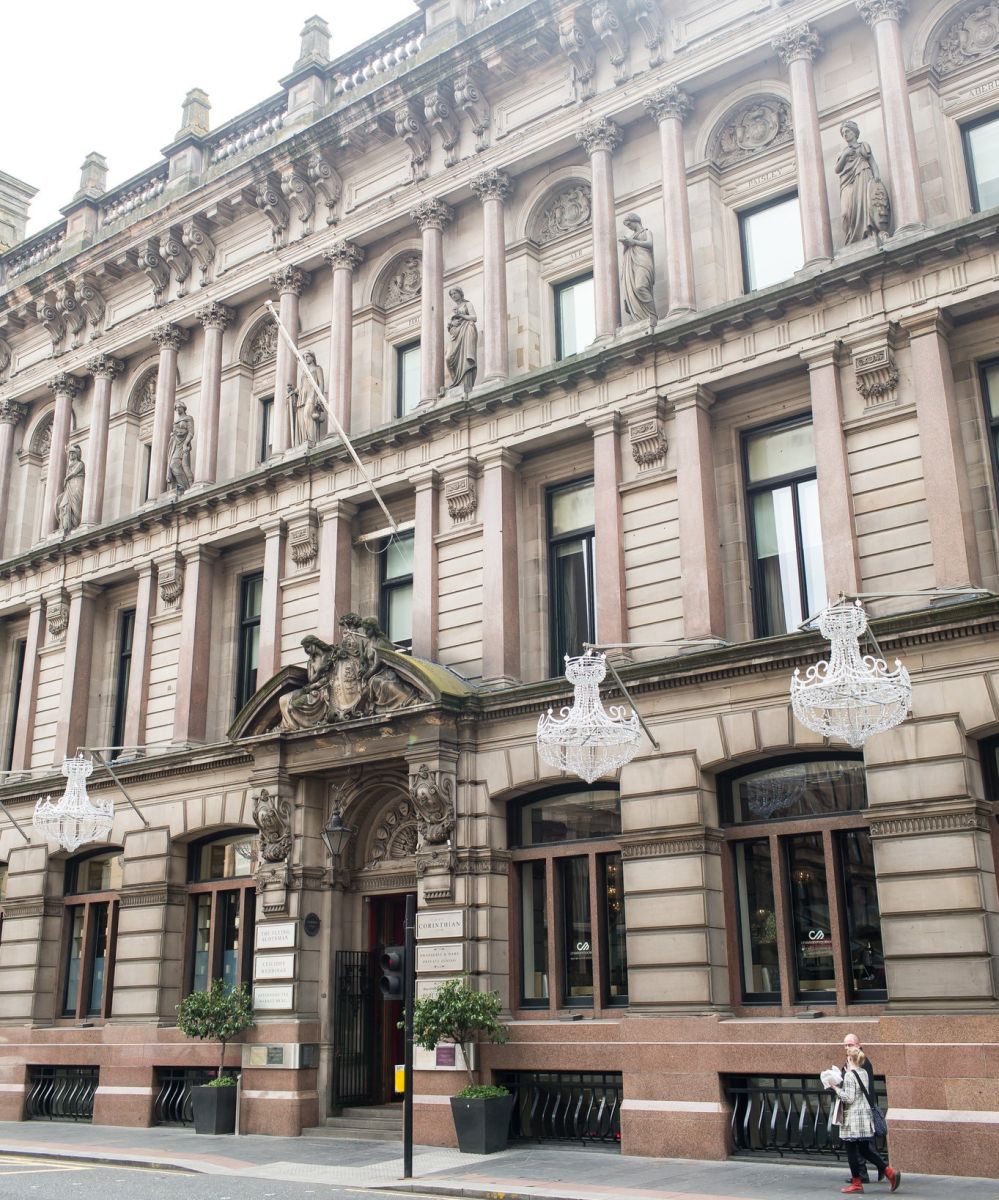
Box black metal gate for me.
[332,949,378,1107]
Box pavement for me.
[0,1121,992,1199]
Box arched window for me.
[720,756,885,1007]
[509,785,626,1011]
[61,848,123,1020]
[185,831,259,994]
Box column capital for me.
[0,398,28,426]
[470,167,513,203]
[585,411,621,436]
[477,445,522,470]
[316,495,358,521]
[259,514,287,536]
[410,197,454,232]
[411,467,441,491]
[669,382,715,412]
[898,308,952,339]
[323,239,364,272]
[65,579,102,601]
[85,353,124,380]
[644,84,692,125]
[270,264,311,296]
[772,22,822,66]
[856,0,907,26]
[47,372,83,398]
[151,322,189,351]
[197,301,235,331]
[799,339,849,370]
[576,115,623,157]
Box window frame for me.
[738,191,802,293]
[257,394,274,464]
[508,786,627,1014]
[978,359,999,513]
[395,340,422,418]
[234,571,264,714]
[719,755,886,1013]
[139,442,153,504]
[379,531,415,650]
[184,831,258,996]
[546,478,596,677]
[741,415,821,638]
[59,849,122,1023]
[109,608,136,752]
[2,636,27,773]
[554,272,595,361]
[962,110,999,214]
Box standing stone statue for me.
[835,120,892,243]
[302,351,328,442]
[445,286,478,397]
[619,213,657,327]
[55,444,85,535]
[166,401,195,493]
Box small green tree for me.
[410,977,509,1093]
[176,980,255,1082]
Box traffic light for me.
[379,944,406,1000]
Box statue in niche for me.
[445,286,478,397]
[279,613,421,731]
[301,351,329,442]
[166,401,195,493]
[835,121,892,244]
[55,444,85,535]
[618,213,657,327]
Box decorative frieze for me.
[934,4,999,75]
[620,836,721,859]
[853,344,900,408]
[772,22,822,66]
[868,810,990,838]
[445,474,478,523]
[628,0,664,67]
[454,65,491,152]
[629,411,668,468]
[395,99,432,181]
[410,197,454,233]
[537,183,592,243]
[181,216,216,286]
[709,96,793,168]
[592,1,631,85]
[307,149,343,225]
[644,84,692,125]
[424,83,460,168]
[576,115,623,157]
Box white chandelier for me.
[790,600,911,749]
[537,652,641,784]
[33,754,114,852]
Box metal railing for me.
[726,1074,889,1162]
[496,1071,622,1145]
[152,1067,216,1126]
[24,1066,98,1122]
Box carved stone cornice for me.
[856,0,907,26]
[772,23,822,66]
[395,100,432,182]
[197,301,235,331]
[576,115,623,157]
[270,264,310,296]
[424,82,460,169]
[410,197,454,232]
[86,354,124,380]
[323,239,364,272]
[0,399,28,426]
[592,1,631,85]
[620,834,722,859]
[470,167,513,204]
[644,84,692,125]
[454,65,491,152]
[151,322,189,352]
[868,809,990,838]
[47,372,82,398]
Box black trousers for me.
[845,1138,887,1179]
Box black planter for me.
[450,1093,515,1154]
[191,1084,237,1135]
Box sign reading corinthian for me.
[279,613,422,730]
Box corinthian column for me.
[82,354,123,526]
[577,117,622,339]
[270,265,310,451]
[149,323,189,499]
[644,86,696,314]
[857,0,925,231]
[0,399,27,555]
[322,239,364,434]
[42,372,82,535]
[470,169,513,380]
[410,198,454,404]
[773,23,833,263]
[194,301,234,484]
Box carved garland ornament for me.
[252,787,293,863]
[934,2,999,75]
[709,97,793,168]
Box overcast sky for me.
[4,1,416,236]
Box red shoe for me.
[841,1181,864,1195]
[885,1167,901,1193]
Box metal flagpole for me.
[265,299,398,535]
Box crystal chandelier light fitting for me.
[537,652,642,784]
[790,600,911,749]
[32,754,114,852]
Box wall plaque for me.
[255,922,296,949]
[254,953,296,980]
[416,909,464,940]
[253,984,295,1011]
[416,942,465,973]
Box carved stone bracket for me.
[56,282,86,349]
[592,1,631,85]
[76,274,106,338]
[416,845,457,902]
[424,83,461,168]
[252,787,293,863]
[445,474,478,523]
[395,100,432,182]
[409,762,456,847]
[853,344,900,408]
[307,149,343,225]
[46,590,70,640]
[254,176,291,246]
[454,65,491,152]
[137,238,171,307]
[158,553,185,607]
[162,227,194,296]
[255,861,290,914]
[628,0,664,67]
[288,510,319,569]
[37,296,66,356]
[0,334,11,384]
[181,216,216,287]
[629,409,668,468]
[280,163,316,238]
[557,5,597,103]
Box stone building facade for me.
[0,0,998,1178]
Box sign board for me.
[416,909,464,940]
[253,984,295,1011]
[248,1044,287,1067]
[255,922,296,950]
[435,1044,457,1067]
[416,942,465,973]
[416,975,461,999]
[254,953,295,980]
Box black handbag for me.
[851,1069,888,1137]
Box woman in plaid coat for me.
[830,1048,901,1193]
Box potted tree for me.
[411,977,512,1154]
[176,979,255,1135]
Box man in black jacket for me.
[842,1033,879,1184]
